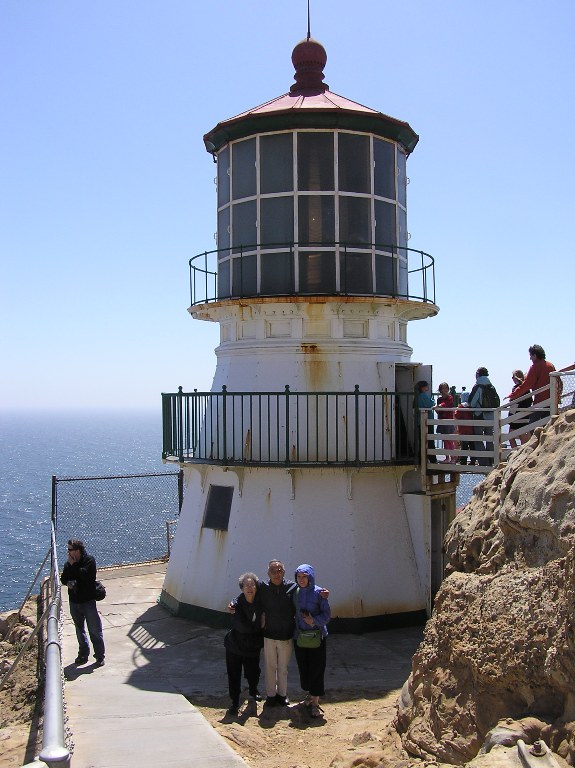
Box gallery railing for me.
[162,386,417,467]
[188,241,435,306]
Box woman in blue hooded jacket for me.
[293,563,331,718]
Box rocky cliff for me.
[396,409,575,765]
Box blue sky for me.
[1,1,573,410]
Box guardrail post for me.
[550,372,559,415]
[177,386,184,463]
[493,409,501,466]
[284,385,291,464]
[51,475,57,528]
[420,410,428,472]
[222,385,228,462]
[354,385,360,465]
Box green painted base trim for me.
[160,590,232,629]
[159,590,426,634]
[329,610,427,634]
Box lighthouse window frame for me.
[203,484,234,531]
[297,131,334,191]
[231,137,256,200]
[260,133,293,194]
[216,129,408,299]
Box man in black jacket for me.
[61,539,105,666]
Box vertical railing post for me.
[550,372,559,415]
[222,385,228,462]
[493,409,501,467]
[51,475,57,529]
[284,385,290,464]
[177,386,184,463]
[420,410,428,471]
[354,385,360,465]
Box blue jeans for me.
[69,600,105,660]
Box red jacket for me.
[454,405,474,435]
[509,359,556,405]
[436,393,454,419]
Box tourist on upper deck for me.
[454,397,476,466]
[507,345,557,425]
[508,370,533,447]
[469,368,499,467]
[61,539,106,667]
[436,382,457,463]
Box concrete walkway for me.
[61,563,423,768]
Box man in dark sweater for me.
[61,539,105,666]
[258,560,297,707]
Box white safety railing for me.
[420,370,574,474]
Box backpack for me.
[479,384,500,409]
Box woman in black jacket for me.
[225,572,264,715]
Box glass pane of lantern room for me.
[260,197,294,247]
[374,139,396,200]
[340,251,373,294]
[260,134,293,194]
[218,259,231,299]
[217,206,230,253]
[397,149,407,208]
[297,133,334,191]
[232,200,257,253]
[374,200,396,249]
[375,254,396,295]
[298,251,336,294]
[298,196,335,244]
[398,259,408,298]
[232,138,256,200]
[217,146,230,207]
[338,133,370,194]
[261,252,294,295]
[232,253,257,297]
[339,197,371,245]
[397,207,407,255]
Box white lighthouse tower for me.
[161,36,455,630]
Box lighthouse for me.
[160,35,455,630]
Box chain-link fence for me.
[52,471,182,567]
[559,371,575,412]
[456,472,483,511]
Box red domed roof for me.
[204,39,418,155]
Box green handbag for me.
[297,629,321,648]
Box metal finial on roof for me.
[307,0,311,40]
[290,36,328,94]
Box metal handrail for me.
[162,386,417,467]
[37,523,69,766]
[4,523,69,767]
[188,241,435,306]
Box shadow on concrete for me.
[115,601,423,709]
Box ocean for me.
[0,409,167,612]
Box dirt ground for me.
[195,687,418,768]
[0,601,42,768]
